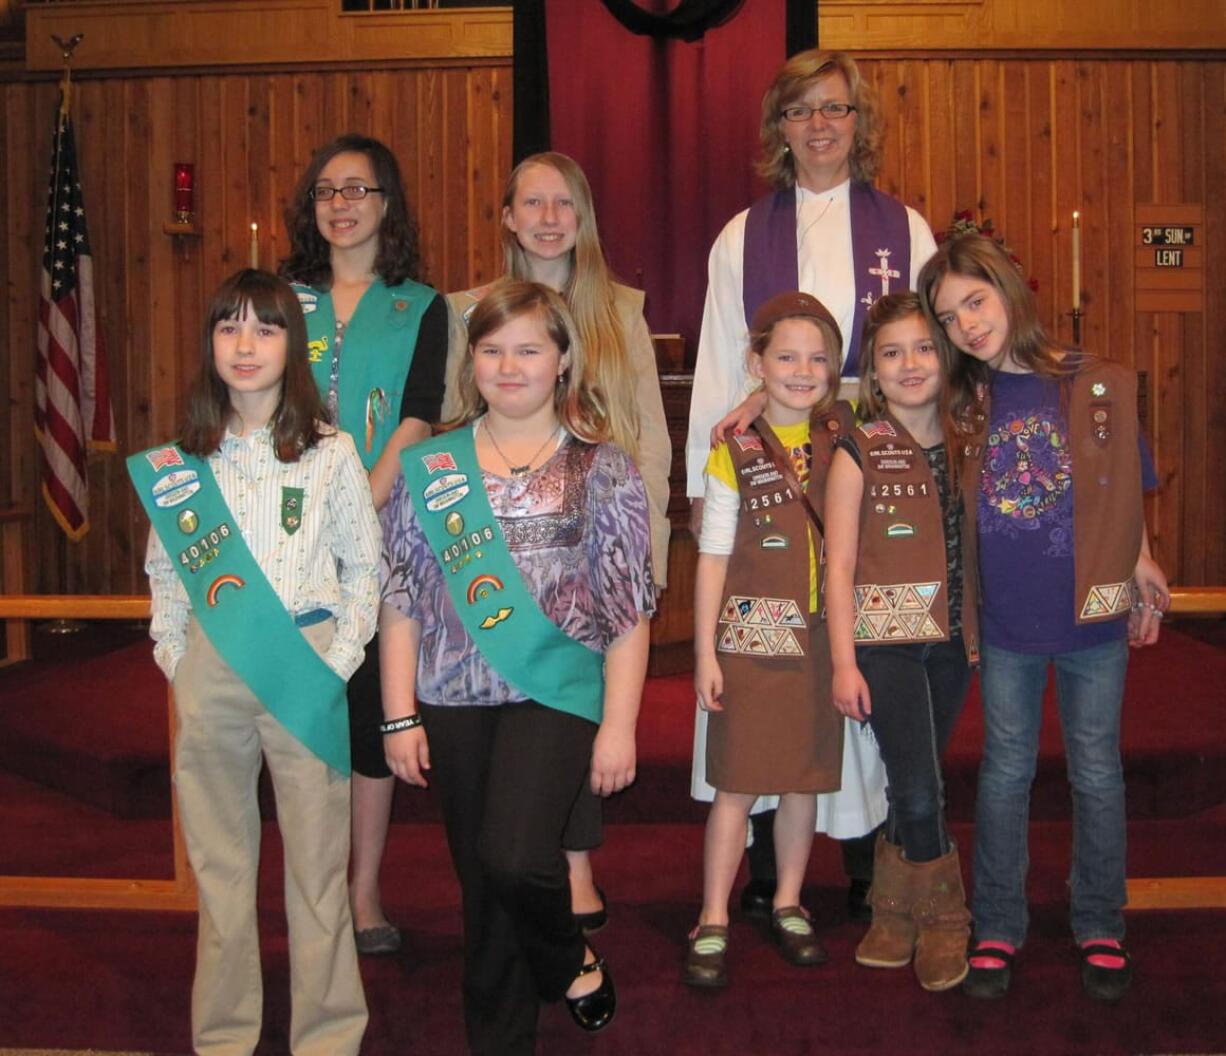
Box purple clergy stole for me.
[742,183,912,376]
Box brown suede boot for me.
[854,835,916,968]
[910,844,971,992]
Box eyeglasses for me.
[780,103,857,123]
[310,185,385,201]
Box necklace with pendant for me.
[483,418,559,476]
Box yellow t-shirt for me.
[706,420,819,612]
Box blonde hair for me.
[447,280,609,446]
[757,50,884,189]
[748,315,842,419]
[501,152,640,459]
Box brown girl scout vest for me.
[964,359,1143,624]
[706,403,855,794]
[848,413,981,663]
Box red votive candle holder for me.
[174,162,194,222]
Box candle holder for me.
[173,162,195,225]
[1071,307,1082,346]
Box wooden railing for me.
[0,590,1222,911]
[0,594,194,911]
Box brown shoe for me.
[855,835,917,969]
[769,906,828,966]
[910,845,971,992]
[684,924,729,988]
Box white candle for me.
[1071,211,1081,311]
[250,222,259,269]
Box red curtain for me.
[546,0,785,356]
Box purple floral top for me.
[380,426,656,706]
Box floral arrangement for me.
[937,210,1039,291]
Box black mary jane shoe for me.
[566,952,616,1033]
[739,878,777,920]
[574,885,608,933]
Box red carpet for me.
[3,624,1226,1052]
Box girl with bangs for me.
[380,281,654,1052]
[445,150,671,936]
[824,292,982,993]
[282,133,449,957]
[920,234,1168,1002]
[135,269,380,1054]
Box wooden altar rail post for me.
[0,595,195,911]
[0,506,32,667]
[0,590,1223,911]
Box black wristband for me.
[380,714,423,735]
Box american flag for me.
[34,86,115,540]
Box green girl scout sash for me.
[294,279,435,472]
[127,444,350,774]
[402,428,605,724]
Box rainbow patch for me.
[466,574,504,605]
[206,574,245,606]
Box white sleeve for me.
[697,474,739,556]
[145,528,190,682]
[322,432,382,681]
[686,213,750,498]
[907,207,938,285]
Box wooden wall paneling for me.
[951,62,980,227]
[1024,61,1055,328]
[896,58,930,222]
[292,73,324,185]
[1177,62,1207,585]
[389,70,424,280]
[1203,66,1226,586]
[442,70,470,293]
[977,60,1004,263]
[923,60,956,235]
[465,66,501,292]
[1103,63,1136,378]
[412,69,444,290]
[247,74,272,272]
[1049,60,1078,347]
[1077,62,1108,358]
[1000,61,1031,293]
[1148,63,1185,580]
[871,59,902,202]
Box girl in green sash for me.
[444,151,673,937]
[142,269,380,1054]
[380,281,655,1053]
[283,134,448,956]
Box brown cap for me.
[750,291,843,351]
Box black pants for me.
[421,701,596,1056]
[858,637,970,862]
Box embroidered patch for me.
[444,511,465,536]
[1091,382,1107,397]
[281,487,304,535]
[466,574,504,604]
[732,433,764,452]
[423,451,458,474]
[1090,402,1112,443]
[853,581,943,642]
[760,534,789,550]
[869,443,914,474]
[394,299,408,312]
[152,469,200,509]
[146,447,184,471]
[178,522,232,574]
[307,337,328,364]
[884,521,915,539]
[717,595,805,657]
[1080,582,1132,619]
[206,574,244,606]
[859,420,897,440]
[296,290,318,314]
[424,473,470,512]
[177,509,199,534]
[478,606,513,629]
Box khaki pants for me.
[173,619,367,1056]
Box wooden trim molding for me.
[25,2,512,73]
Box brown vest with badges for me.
[965,359,1142,624]
[706,403,854,794]
[848,413,981,662]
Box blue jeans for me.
[971,637,1130,947]
[859,637,970,863]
